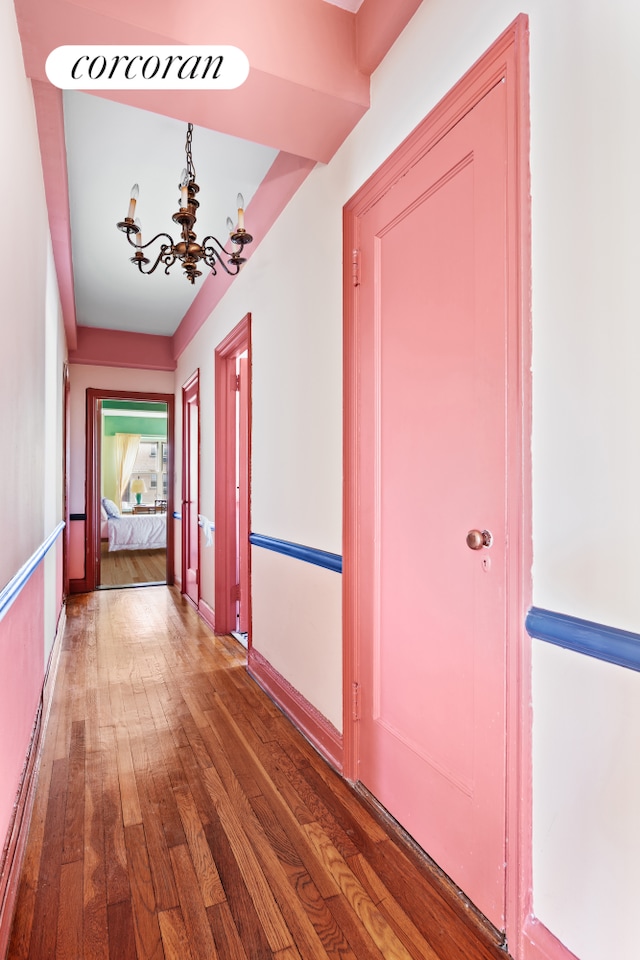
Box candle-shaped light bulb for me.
[180,168,189,208]
[134,218,142,247]
[226,216,234,234]
[127,183,139,220]
[236,193,245,230]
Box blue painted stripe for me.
[250,533,342,574]
[173,511,182,520]
[0,521,66,624]
[526,606,640,673]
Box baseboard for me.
[42,605,66,743]
[522,916,580,960]
[0,603,66,958]
[248,648,343,774]
[68,577,89,595]
[198,599,215,632]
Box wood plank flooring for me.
[6,587,509,960]
[100,545,166,587]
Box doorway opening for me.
[215,314,251,642]
[86,389,174,592]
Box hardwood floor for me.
[6,588,509,960]
[100,544,166,587]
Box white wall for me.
[533,642,640,960]
[174,2,640,957]
[0,0,51,590]
[529,1,640,633]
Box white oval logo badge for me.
[45,45,249,90]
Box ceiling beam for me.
[15,0,371,163]
[31,81,78,351]
[356,0,423,74]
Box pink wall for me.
[68,521,85,582]
[0,566,45,849]
[69,327,175,371]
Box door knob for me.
[466,529,493,550]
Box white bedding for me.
[107,513,166,551]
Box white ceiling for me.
[63,92,278,337]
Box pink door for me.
[354,81,509,927]
[182,372,200,608]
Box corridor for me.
[6,588,506,960]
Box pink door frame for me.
[85,388,175,593]
[214,314,252,638]
[238,356,250,636]
[181,370,200,608]
[343,15,532,954]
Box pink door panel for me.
[357,81,508,927]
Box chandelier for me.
[116,123,253,284]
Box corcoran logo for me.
[45,45,249,90]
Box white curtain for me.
[114,433,141,509]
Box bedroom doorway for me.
[86,389,175,591]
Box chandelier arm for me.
[201,234,250,255]
[201,255,219,276]
[124,230,175,251]
[200,236,244,275]
[134,245,177,276]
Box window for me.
[124,439,168,505]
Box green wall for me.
[103,416,167,437]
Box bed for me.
[101,498,167,551]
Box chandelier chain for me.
[185,123,196,181]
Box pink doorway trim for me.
[214,314,252,639]
[181,370,200,610]
[84,388,175,593]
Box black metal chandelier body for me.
[116,123,252,284]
